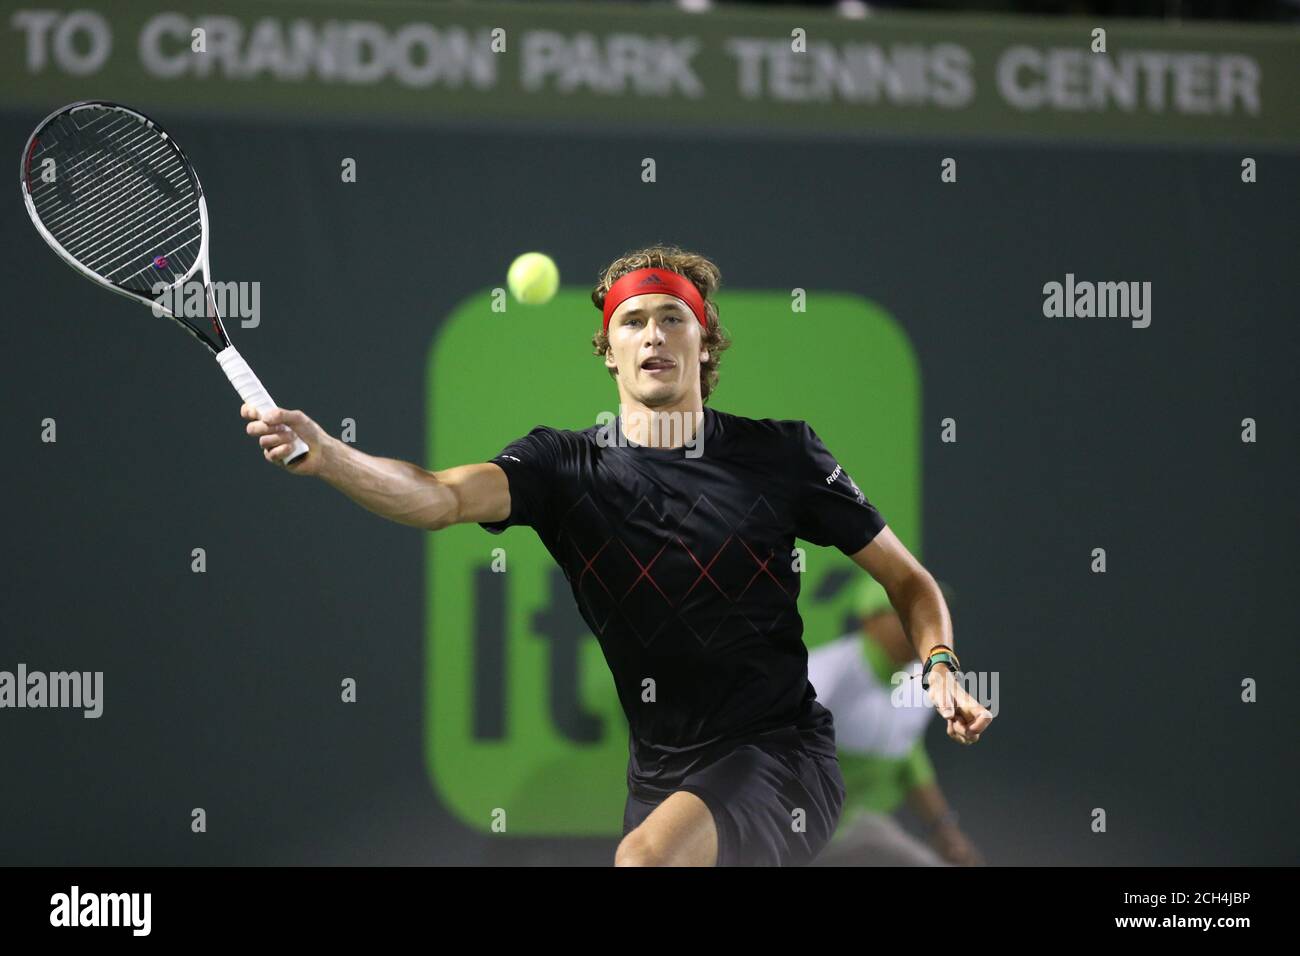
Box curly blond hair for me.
[590,244,732,402]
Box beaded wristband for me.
[922,651,961,690]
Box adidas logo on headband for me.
[600,267,707,331]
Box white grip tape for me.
[216,346,309,464]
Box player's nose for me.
[641,318,667,343]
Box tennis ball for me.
[507,252,559,305]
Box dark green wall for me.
[1,110,1295,864]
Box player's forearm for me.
[906,782,952,828]
[892,572,953,661]
[315,436,456,529]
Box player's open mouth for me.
[641,357,676,373]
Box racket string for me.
[38,137,187,235]
[29,112,152,221]
[33,123,190,238]
[27,105,203,293]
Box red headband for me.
[601,268,707,332]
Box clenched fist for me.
[927,666,993,746]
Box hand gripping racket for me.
[19,100,308,464]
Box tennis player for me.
[241,245,993,866]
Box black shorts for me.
[621,721,846,866]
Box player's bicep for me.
[432,462,511,526]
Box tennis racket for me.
[19,100,308,464]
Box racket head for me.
[20,100,229,352]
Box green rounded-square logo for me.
[424,290,919,835]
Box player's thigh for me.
[615,790,718,867]
[686,738,844,866]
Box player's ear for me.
[604,348,617,371]
[699,347,710,364]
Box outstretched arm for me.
[241,404,509,530]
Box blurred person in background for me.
[809,577,984,866]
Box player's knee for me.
[614,829,670,867]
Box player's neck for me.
[617,397,705,449]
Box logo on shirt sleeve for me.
[826,463,866,505]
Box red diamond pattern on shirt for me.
[556,492,796,649]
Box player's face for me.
[604,294,709,407]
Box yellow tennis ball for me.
[507,252,559,305]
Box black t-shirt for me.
[480,407,886,798]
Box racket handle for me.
[216,346,310,465]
